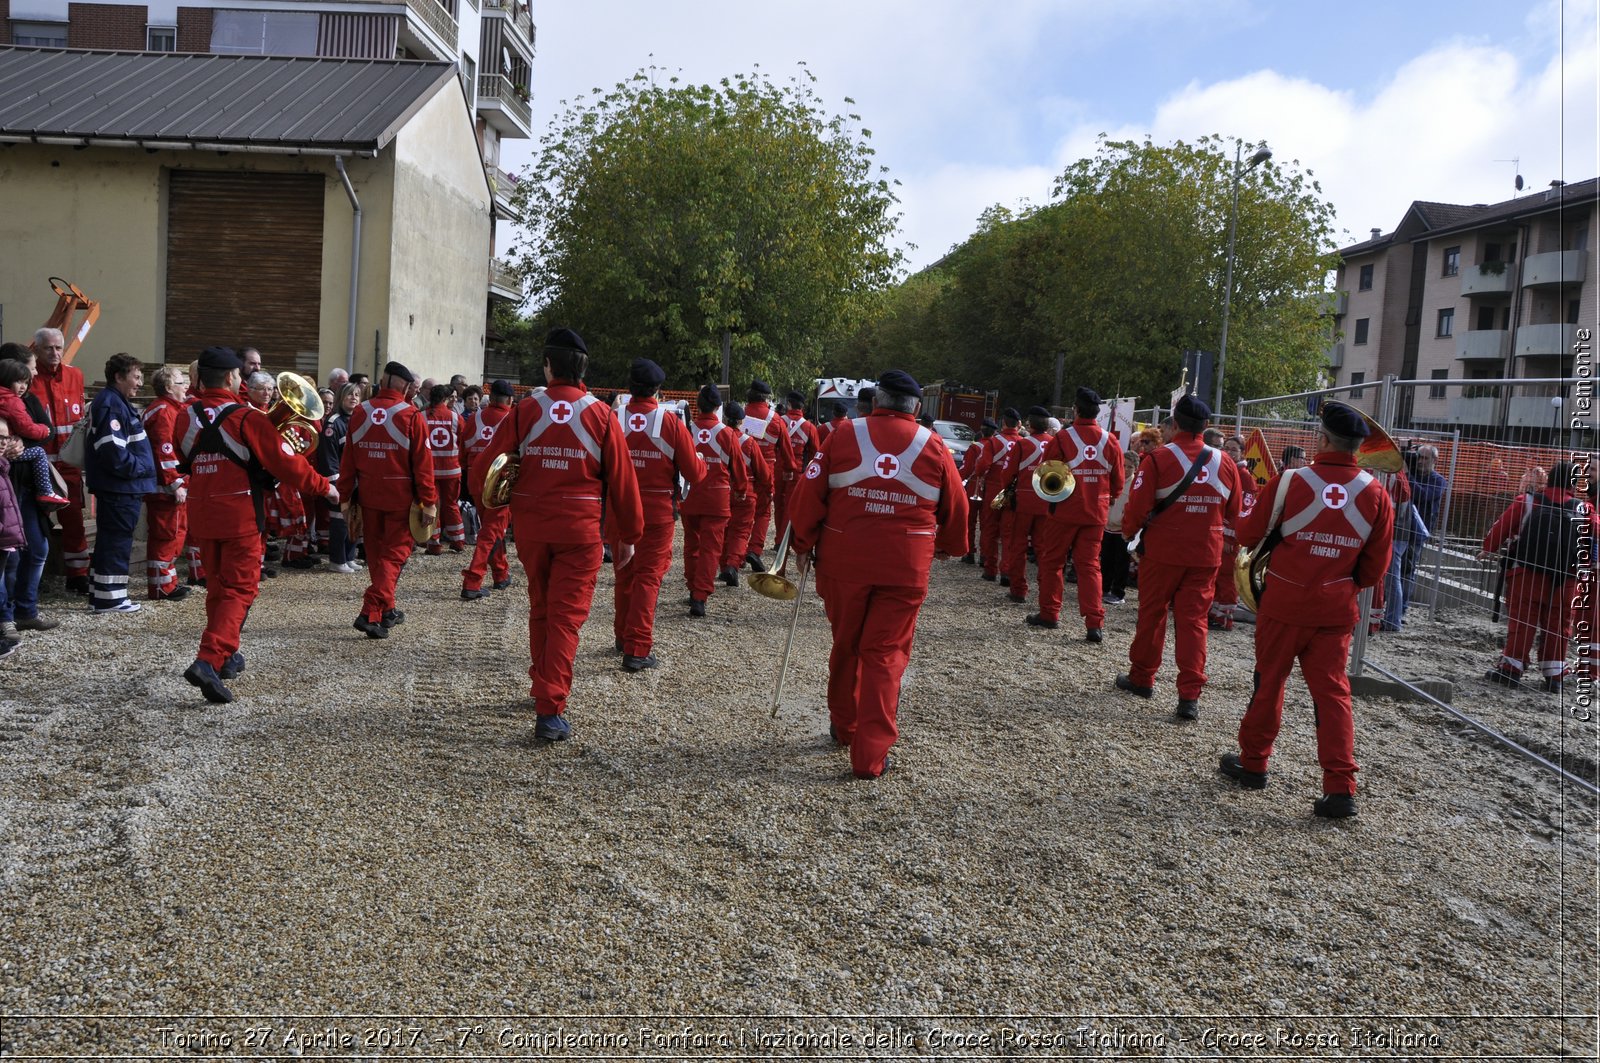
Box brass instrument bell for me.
[1031,459,1076,504]
[268,371,323,456]
[481,452,520,510]
[748,524,800,601]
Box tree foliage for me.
[837,135,1339,411]
[509,66,903,393]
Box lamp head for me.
[1247,145,1273,168]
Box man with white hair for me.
[30,327,91,591]
[327,367,350,394]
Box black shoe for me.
[261,566,278,579]
[602,545,613,564]
[219,652,246,680]
[284,556,322,569]
[1313,793,1358,819]
[381,609,406,629]
[720,568,740,587]
[829,723,849,747]
[492,578,513,591]
[1103,593,1125,605]
[461,587,490,601]
[689,599,706,618]
[1025,613,1058,630]
[622,653,659,672]
[353,616,389,639]
[1485,666,1522,688]
[1175,699,1199,720]
[961,553,976,565]
[746,553,767,573]
[998,575,1011,587]
[535,714,571,742]
[615,637,624,653]
[1085,628,1103,644]
[981,572,997,582]
[1007,593,1026,603]
[853,755,891,781]
[1219,752,1267,789]
[151,584,193,602]
[0,637,19,660]
[1545,676,1565,694]
[265,544,282,562]
[65,576,90,595]
[1114,673,1154,698]
[183,659,234,704]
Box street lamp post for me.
[1551,394,1564,446]
[1214,141,1273,414]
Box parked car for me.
[932,419,978,463]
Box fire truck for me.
[920,380,999,431]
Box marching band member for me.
[681,385,750,618]
[141,365,193,601]
[178,346,336,703]
[1034,388,1124,638]
[995,406,1054,604]
[423,383,467,555]
[460,379,516,600]
[974,409,1021,581]
[961,418,996,563]
[776,390,820,543]
[245,372,310,574]
[468,329,643,742]
[853,387,875,419]
[611,359,705,671]
[1220,401,1393,818]
[1115,393,1240,720]
[722,402,773,584]
[1209,435,1257,631]
[31,328,91,593]
[788,371,968,780]
[820,401,849,443]
[346,361,436,639]
[740,380,797,566]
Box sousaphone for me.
[481,452,520,510]
[269,371,324,456]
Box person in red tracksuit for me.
[468,329,643,742]
[1115,393,1240,720]
[345,361,437,639]
[789,370,969,780]
[680,385,750,617]
[961,419,995,564]
[974,409,1021,580]
[722,403,773,582]
[141,365,193,602]
[1220,400,1394,819]
[460,379,516,600]
[1034,388,1125,639]
[178,346,336,704]
[776,390,821,545]
[995,407,1053,605]
[819,402,849,445]
[1210,436,1258,631]
[30,327,91,592]
[740,380,797,566]
[423,384,467,555]
[610,359,706,671]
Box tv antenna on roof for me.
[1496,157,1523,194]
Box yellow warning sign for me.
[1240,428,1278,487]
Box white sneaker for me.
[92,599,142,614]
[327,562,357,574]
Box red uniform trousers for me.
[359,507,414,622]
[966,492,981,553]
[1238,621,1358,795]
[1005,511,1043,597]
[979,501,1005,576]
[513,532,602,713]
[1127,558,1215,697]
[1036,521,1105,628]
[612,520,675,655]
[773,472,798,544]
[144,498,187,596]
[55,463,91,578]
[306,491,329,550]
[269,483,309,561]
[430,478,465,547]
[816,573,927,779]
[1498,569,1577,678]
[746,481,775,555]
[185,538,206,583]
[725,492,757,570]
[195,534,262,670]
[462,504,511,591]
[683,512,729,600]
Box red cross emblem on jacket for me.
[551,401,574,423]
[1194,465,1210,485]
[697,427,712,444]
[1083,444,1097,461]
[629,412,647,433]
[875,454,900,478]
[1322,483,1348,509]
[370,407,388,426]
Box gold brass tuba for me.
[481,452,520,510]
[268,371,323,456]
[1032,459,1076,504]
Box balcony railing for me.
[1460,264,1514,297]
[481,0,533,40]
[486,164,521,217]
[405,0,457,50]
[1326,340,1344,368]
[477,73,532,133]
[1517,322,1580,358]
[489,258,524,299]
[1523,250,1588,287]
[1456,329,1509,361]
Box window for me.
[147,26,176,50]
[1353,318,1370,345]
[11,21,68,46]
[1443,246,1460,276]
[460,52,476,103]
[1350,371,1366,398]
[1477,305,1496,331]
[1429,369,1449,399]
[210,10,318,55]
[1437,308,1454,338]
[1358,264,1374,291]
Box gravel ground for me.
[0,535,1595,1059]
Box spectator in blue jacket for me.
[86,353,157,613]
[1400,443,1449,620]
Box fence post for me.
[1350,586,1372,678]
[1234,398,1244,438]
[1429,428,1462,622]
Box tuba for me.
[481,452,520,510]
[268,371,323,456]
[1235,408,1403,611]
[1032,460,1076,504]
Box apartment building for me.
[1329,178,1597,436]
[0,0,533,378]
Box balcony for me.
[1517,322,1580,358]
[1508,394,1570,429]
[489,258,524,301]
[1326,340,1344,368]
[1443,396,1497,425]
[477,73,533,138]
[486,164,521,218]
[1523,250,1588,287]
[1323,290,1348,317]
[481,0,533,44]
[403,0,457,55]
[1460,264,1514,297]
[1456,329,1509,361]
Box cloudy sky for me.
[506,0,1597,272]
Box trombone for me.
[749,523,809,717]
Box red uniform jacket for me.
[0,387,48,443]
[178,387,331,539]
[1483,486,1600,568]
[961,438,987,486]
[821,415,848,443]
[1238,451,1394,626]
[994,431,1053,517]
[619,397,705,525]
[783,411,821,471]
[424,402,465,480]
[741,400,797,476]
[790,409,969,585]
[469,380,643,545]
[32,360,85,457]
[346,387,438,511]
[973,428,1020,502]
[142,394,188,496]
[680,414,749,518]
[1122,432,1242,568]
[738,432,774,496]
[462,403,510,488]
[1043,418,1125,526]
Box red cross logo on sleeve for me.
[1322,483,1349,509]
[628,413,647,433]
[875,454,901,479]
[550,401,573,424]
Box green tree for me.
[509,66,903,393]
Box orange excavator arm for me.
[43,277,100,366]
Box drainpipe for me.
[1499,221,1531,434]
[334,156,363,375]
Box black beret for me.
[785,390,806,407]
[1320,400,1370,439]
[1027,405,1051,419]
[1002,407,1021,421]
[198,345,242,371]
[544,327,587,354]
[749,379,773,396]
[856,386,876,403]
[1076,386,1101,409]
[698,384,723,410]
[1174,393,1211,421]
[832,402,848,419]
[490,379,515,397]
[722,401,745,423]
[629,358,665,390]
[382,360,415,384]
[877,369,922,398]
[981,417,999,430]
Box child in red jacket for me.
[0,360,69,509]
